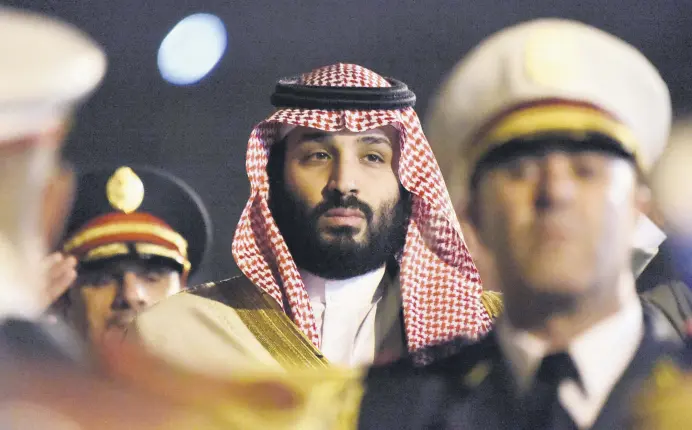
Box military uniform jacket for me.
[359,302,688,430]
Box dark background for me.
[8,0,692,284]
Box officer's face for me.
[282,126,402,245]
[472,142,647,299]
[68,257,182,344]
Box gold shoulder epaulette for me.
[632,359,692,429]
[481,290,503,319]
[186,276,239,293]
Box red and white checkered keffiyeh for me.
[232,63,491,353]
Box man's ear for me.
[459,218,480,253]
[467,204,481,232]
[634,182,654,223]
[453,186,484,246]
[636,183,668,229]
[463,188,482,231]
[42,163,75,249]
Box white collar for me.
[632,214,667,276]
[300,265,387,306]
[497,274,644,397]
[632,214,666,253]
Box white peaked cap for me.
[0,7,107,141]
[425,18,671,205]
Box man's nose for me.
[112,272,149,311]
[326,157,359,196]
[535,154,577,210]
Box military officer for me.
[359,18,689,430]
[54,165,212,345]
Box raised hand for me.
[41,253,77,312]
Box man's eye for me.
[502,157,538,180]
[142,271,165,283]
[364,154,385,163]
[573,163,597,178]
[306,152,330,161]
[572,156,606,179]
[81,273,114,287]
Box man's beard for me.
[270,186,411,280]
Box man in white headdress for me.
[130,63,501,375]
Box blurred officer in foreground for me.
[359,18,690,430]
[0,5,105,362]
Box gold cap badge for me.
[106,167,144,214]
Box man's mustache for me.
[312,195,374,223]
[106,311,137,330]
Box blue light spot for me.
[157,13,227,86]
